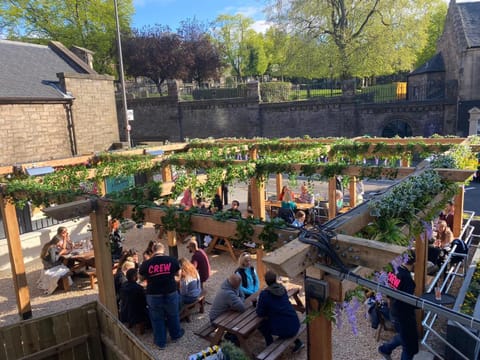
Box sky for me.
[132,0,271,33]
[132,0,480,34]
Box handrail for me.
[421,210,477,359]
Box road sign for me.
[127,109,134,121]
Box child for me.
[119,268,149,334]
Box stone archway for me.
[381,119,413,137]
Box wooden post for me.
[256,248,266,289]
[276,173,283,200]
[306,266,332,360]
[349,176,357,208]
[400,157,410,167]
[162,165,173,182]
[96,179,106,197]
[414,232,427,336]
[90,206,117,315]
[453,185,464,238]
[167,230,178,258]
[249,147,266,220]
[0,195,32,320]
[328,177,336,220]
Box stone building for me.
[0,39,120,166]
[409,0,480,136]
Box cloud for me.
[251,20,272,34]
[133,0,174,7]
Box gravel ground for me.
[0,223,392,360]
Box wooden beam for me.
[436,169,474,182]
[276,173,282,200]
[42,199,95,221]
[0,166,13,175]
[0,194,32,320]
[89,205,117,315]
[349,176,357,208]
[453,185,464,238]
[328,178,336,220]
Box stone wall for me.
[121,95,454,143]
[60,73,120,155]
[0,73,119,166]
[0,103,72,165]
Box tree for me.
[0,0,134,74]
[212,14,254,80]
[266,0,443,79]
[177,18,224,85]
[243,30,268,78]
[122,26,188,93]
[414,2,448,68]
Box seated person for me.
[235,252,259,297]
[227,200,242,217]
[114,259,136,305]
[109,219,124,262]
[279,185,295,201]
[187,238,211,288]
[281,190,297,211]
[119,268,149,332]
[292,210,306,227]
[209,273,246,323]
[55,226,73,256]
[40,237,64,269]
[211,194,223,211]
[256,270,304,353]
[435,220,454,249]
[297,184,314,204]
[335,190,344,214]
[179,258,202,305]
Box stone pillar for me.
[468,107,480,135]
[341,79,356,98]
[167,79,179,101]
[246,81,261,101]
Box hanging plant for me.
[258,219,284,251]
[232,217,256,248]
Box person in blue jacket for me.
[235,252,259,297]
[256,270,304,353]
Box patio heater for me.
[114,0,131,148]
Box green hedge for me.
[260,82,291,103]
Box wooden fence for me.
[0,301,155,360]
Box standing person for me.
[109,218,123,262]
[439,200,454,231]
[378,252,419,360]
[235,252,259,297]
[221,182,229,206]
[256,271,304,353]
[119,268,149,333]
[178,258,202,305]
[139,242,184,350]
[187,238,210,288]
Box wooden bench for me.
[180,292,206,322]
[193,323,221,346]
[57,273,72,291]
[287,287,305,313]
[85,269,97,289]
[256,323,307,360]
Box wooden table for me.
[67,250,95,271]
[211,306,263,357]
[265,201,314,219]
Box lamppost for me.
[329,61,333,97]
[113,0,131,148]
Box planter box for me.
[446,246,480,360]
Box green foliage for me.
[220,340,249,360]
[363,217,408,246]
[259,218,285,251]
[461,262,480,315]
[233,217,258,248]
[260,82,292,102]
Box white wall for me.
[0,217,91,272]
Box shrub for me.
[260,82,291,103]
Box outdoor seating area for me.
[1,137,480,360]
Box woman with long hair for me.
[235,252,259,297]
[40,237,63,269]
[179,257,201,305]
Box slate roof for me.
[409,53,445,76]
[458,2,480,48]
[0,40,93,100]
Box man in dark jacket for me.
[379,252,419,360]
[256,271,304,353]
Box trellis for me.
[0,137,476,360]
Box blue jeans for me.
[146,292,182,348]
[379,318,417,360]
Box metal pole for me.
[113,0,131,148]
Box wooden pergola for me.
[0,137,476,360]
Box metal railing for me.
[421,210,478,360]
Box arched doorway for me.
[381,120,412,138]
